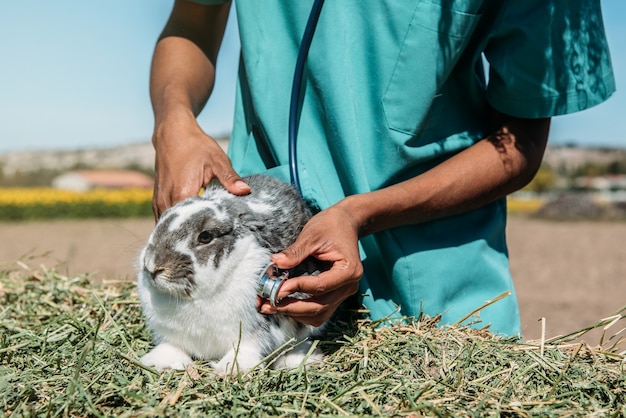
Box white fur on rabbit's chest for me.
[139,289,265,360]
[143,299,258,360]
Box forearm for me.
[150,1,231,128]
[340,114,551,236]
[150,37,215,124]
[149,1,249,217]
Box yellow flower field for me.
[0,187,545,220]
[506,196,545,215]
[0,187,152,205]
[0,187,153,220]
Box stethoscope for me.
[258,0,325,305]
[288,0,325,195]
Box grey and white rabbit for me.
[137,174,325,375]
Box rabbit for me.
[137,174,326,375]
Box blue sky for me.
[0,1,624,153]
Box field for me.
[1,215,625,415]
[1,215,625,342]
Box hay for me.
[1,263,624,417]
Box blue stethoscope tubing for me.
[288,0,325,195]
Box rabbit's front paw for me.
[141,342,193,372]
[210,345,264,376]
[273,340,324,369]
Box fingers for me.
[204,149,250,196]
[152,193,162,223]
[259,281,359,327]
[278,259,362,299]
[151,152,249,220]
[152,176,203,220]
[259,261,362,326]
[153,168,248,220]
[215,169,251,196]
[152,172,249,221]
[271,215,325,270]
[271,237,318,270]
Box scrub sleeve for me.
[191,0,614,336]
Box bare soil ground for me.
[1,216,624,342]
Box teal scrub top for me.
[192,0,615,336]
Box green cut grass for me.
[1,262,624,417]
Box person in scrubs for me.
[149,0,614,336]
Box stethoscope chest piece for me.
[257,263,291,306]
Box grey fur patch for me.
[220,175,312,253]
[179,207,237,269]
[145,241,196,297]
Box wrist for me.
[334,193,380,238]
[335,184,424,237]
[152,106,199,149]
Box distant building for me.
[574,174,626,191]
[573,174,626,204]
[52,170,154,191]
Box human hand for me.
[151,114,250,219]
[258,204,363,327]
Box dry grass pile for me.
[1,263,624,417]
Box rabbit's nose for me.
[150,267,167,281]
[143,263,164,281]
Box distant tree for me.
[573,162,605,177]
[70,161,92,170]
[606,159,626,175]
[571,159,626,177]
[124,162,155,177]
[1,167,66,187]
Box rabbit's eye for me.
[198,231,213,244]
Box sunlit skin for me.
[150,1,550,327]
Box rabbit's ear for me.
[238,212,263,229]
[237,212,283,252]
